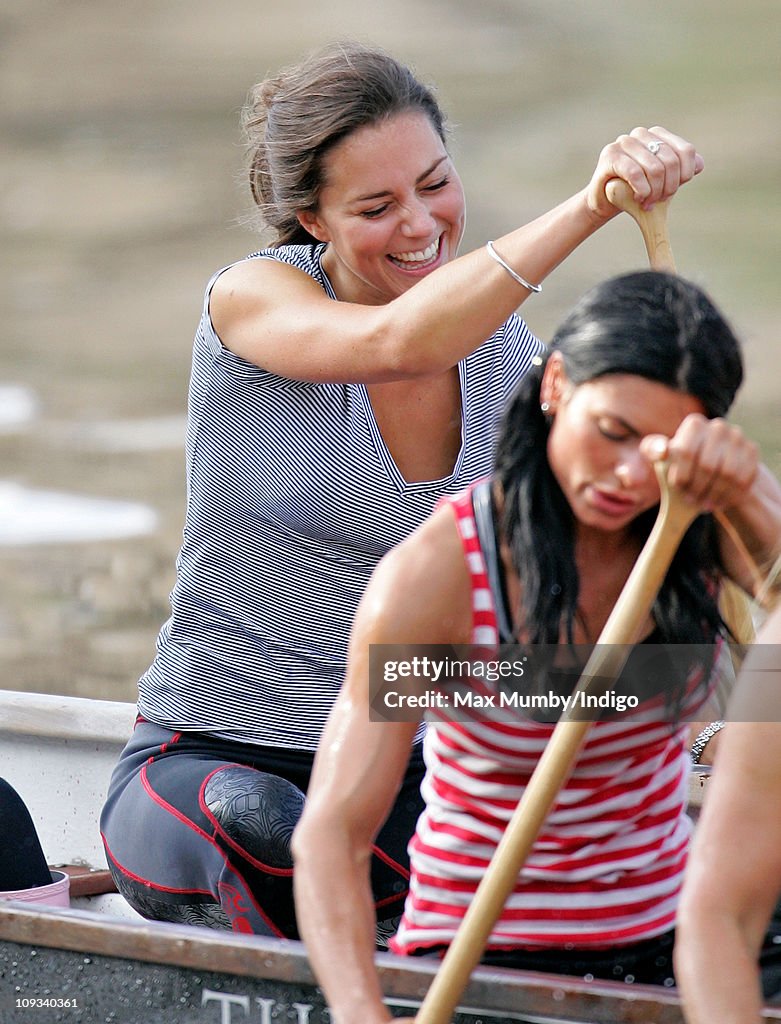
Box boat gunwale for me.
[0,901,717,1023]
[0,689,136,745]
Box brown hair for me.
[241,41,448,246]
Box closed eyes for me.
[359,177,451,219]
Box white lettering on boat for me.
[201,990,317,1024]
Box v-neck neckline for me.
[316,245,468,494]
[358,363,467,494]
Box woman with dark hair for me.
[293,272,781,1017]
[101,39,706,938]
[494,269,748,652]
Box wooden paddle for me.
[605,178,676,272]
[415,462,700,1024]
[605,177,757,651]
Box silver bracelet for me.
[690,720,725,765]
[486,240,542,293]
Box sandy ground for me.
[1,0,779,701]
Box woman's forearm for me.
[676,913,765,1024]
[377,190,604,377]
[720,464,781,599]
[293,826,391,1024]
[380,123,702,377]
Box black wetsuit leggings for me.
[99,721,425,939]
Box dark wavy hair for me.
[241,41,447,246]
[495,270,743,648]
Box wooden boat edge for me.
[0,900,724,1024]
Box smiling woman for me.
[99,39,709,942]
[290,112,466,305]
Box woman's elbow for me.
[291,805,319,870]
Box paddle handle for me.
[605,178,676,273]
[606,177,758,650]
[415,466,699,1024]
[588,461,699,644]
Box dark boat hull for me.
[0,902,707,1024]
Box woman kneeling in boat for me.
[99,41,705,940]
[292,270,781,1016]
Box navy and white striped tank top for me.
[137,243,544,751]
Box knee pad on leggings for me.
[204,767,305,869]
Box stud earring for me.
[540,402,550,413]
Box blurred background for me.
[1,0,778,701]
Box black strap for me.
[471,480,515,644]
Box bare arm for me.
[293,510,471,1024]
[640,417,781,600]
[717,464,781,602]
[675,607,781,1024]
[676,723,781,1024]
[213,128,703,384]
[292,670,418,1024]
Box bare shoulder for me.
[355,503,473,647]
[204,253,389,382]
[209,256,325,334]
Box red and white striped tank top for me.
[391,485,711,954]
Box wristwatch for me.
[690,720,725,765]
